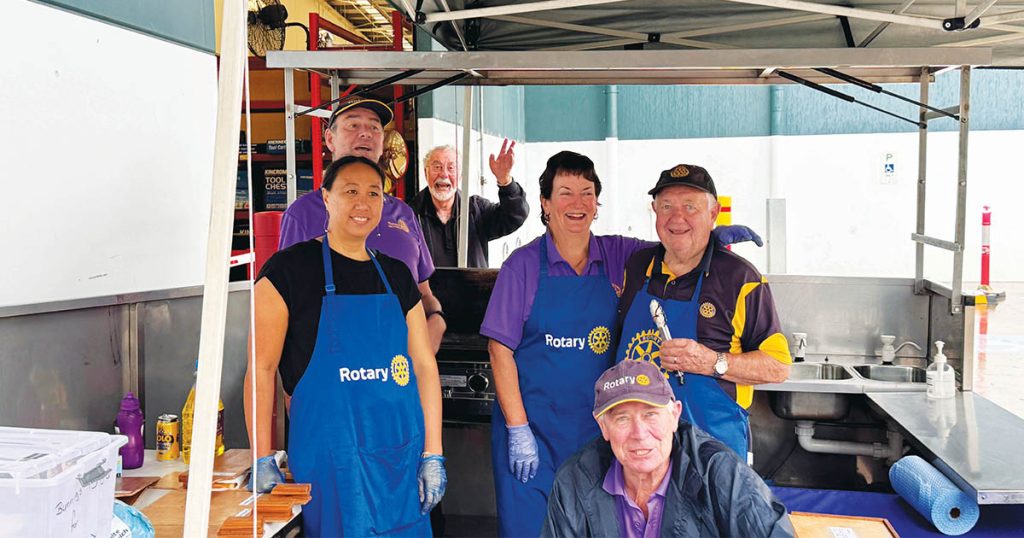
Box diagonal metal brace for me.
[814,67,959,120]
[777,70,926,128]
[296,69,424,118]
[393,72,471,104]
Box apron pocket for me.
[354,438,423,535]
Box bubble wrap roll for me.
[889,455,979,535]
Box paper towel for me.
[889,455,980,535]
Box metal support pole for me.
[310,14,325,189]
[284,68,298,202]
[183,0,245,532]
[458,87,474,267]
[914,66,928,294]
[952,66,971,314]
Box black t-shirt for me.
[257,239,422,395]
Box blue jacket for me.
[542,420,794,537]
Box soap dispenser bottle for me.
[926,341,955,399]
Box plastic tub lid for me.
[0,426,116,480]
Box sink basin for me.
[852,365,926,383]
[771,363,853,420]
[789,363,853,381]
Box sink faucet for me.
[880,335,922,364]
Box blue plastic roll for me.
[889,455,980,535]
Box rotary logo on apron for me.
[336,354,412,387]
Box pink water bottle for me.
[117,392,145,469]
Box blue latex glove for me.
[418,454,448,515]
[112,499,154,538]
[713,225,764,247]
[246,454,286,493]
[507,423,539,483]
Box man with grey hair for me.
[615,163,791,461]
[410,140,529,267]
[542,360,793,537]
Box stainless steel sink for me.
[852,365,926,383]
[789,362,853,381]
[771,363,853,419]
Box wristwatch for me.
[712,352,729,378]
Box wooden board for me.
[152,449,254,491]
[141,490,260,537]
[115,476,160,498]
[791,512,900,538]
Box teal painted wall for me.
[416,67,1024,142]
[37,0,215,52]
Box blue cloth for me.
[112,499,154,538]
[890,456,979,535]
[615,263,750,458]
[772,486,1024,538]
[288,236,430,537]
[492,235,620,538]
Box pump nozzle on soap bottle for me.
[926,340,956,400]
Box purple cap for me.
[593,360,675,418]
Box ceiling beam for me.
[859,0,917,47]
[965,0,1001,26]
[424,0,629,23]
[719,0,945,30]
[494,14,732,49]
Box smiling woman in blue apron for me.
[481,152,651,537]
[244,156,446,537]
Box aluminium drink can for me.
[156,414,180,461]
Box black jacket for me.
[542,421,794,538]
[410,181,529,268]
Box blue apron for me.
[491,235,619,537]
[288,236,430,537]
[614,257,750,459]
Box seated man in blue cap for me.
[542,360,794,537]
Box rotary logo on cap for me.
[669,165,690,178]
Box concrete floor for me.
[972,282,1024,418]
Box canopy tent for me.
[398,0,1024,65]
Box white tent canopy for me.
[400,0,1024,65]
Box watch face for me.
[715,355,728,375]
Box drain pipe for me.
[795,421,904,464]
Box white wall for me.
[419,119,1024,282]
[0,1,218,307]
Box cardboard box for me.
[263,168,313,210]
[790,512,899,538]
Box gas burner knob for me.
[442,387,454,399]
[468,373,489,393]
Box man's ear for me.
[324,126,336,154]
[669,401,683,430]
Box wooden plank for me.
[144,490,258,537]
[790,511,900,538]
[115,476,160,498]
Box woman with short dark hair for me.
[245,156,445,536]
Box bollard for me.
[980,206,991,291]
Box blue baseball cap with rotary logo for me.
[593,360,675,418]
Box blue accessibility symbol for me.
[884,163,895,173]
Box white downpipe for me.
[795,421,903,464]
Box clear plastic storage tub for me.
[0,426,127,537]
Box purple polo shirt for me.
[480,231,650,351]
[602,459,673,538]
[278,190,435,283]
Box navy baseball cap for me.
[327,97,394,129]
[593,360,675,418]
[648,164,717,199]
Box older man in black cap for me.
[542,360,793,537]
[614,164,791,462]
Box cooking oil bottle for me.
[181,360,225,464]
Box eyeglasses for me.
[429,162,457,173]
